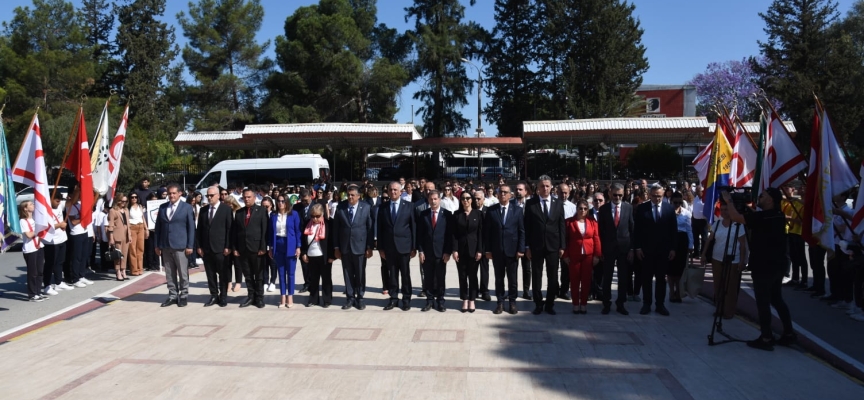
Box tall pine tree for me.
[81,0,117,96]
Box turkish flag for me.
[64,109,94,227]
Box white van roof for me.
[211,155,328,169]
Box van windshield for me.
[197,171,222,190]
[227,168,314,186]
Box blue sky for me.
[4,0,858,136]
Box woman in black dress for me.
[452,192,484,313]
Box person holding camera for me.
[721,188,795,351]
[701,199,747,319]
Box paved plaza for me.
[0,253,862,399]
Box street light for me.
[461,58,484,138]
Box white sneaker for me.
[73,280,87,288]
[44,287,59,296]
[831,301,852,310]
[56,282,75,290]
[29,295,45,302]
[81,278,94,285]
[266,283,275,292]
[782,276,792,284]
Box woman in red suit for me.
[564,200,602,314]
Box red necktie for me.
[245,208,251,226]
[614,204,620,227]
[432,210,437,229]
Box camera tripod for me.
[708,222,744,346]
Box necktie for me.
[614,204,620,227]
[432,209,437,229]
[168,203,175,220]
[542,199,548,216]
[501,206,506,223]
[209,205,215,222]
[245,208,251,226]
[654,204,660,222]
[348,206,354,223]
[391,202,397,222]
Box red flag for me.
[64,109,94,227]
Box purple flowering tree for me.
[687,58,780,122]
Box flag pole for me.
[53,101,84,200]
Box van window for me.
[227,168,314,186]
[198,171,222,189]
[319,168,330,181]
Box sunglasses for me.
[577,207,589,210]
[130,196,138,199]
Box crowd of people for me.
[18,172,864,351]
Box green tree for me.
[81,0,117,96]
[178,0,273,131]
[626,144,682,179]
[405,0,485,138]
[754,0,864,148]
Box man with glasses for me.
[597,183,635,315]
[232,187,269,308]
[333,186,374,310]
[154,183,197,307]
[485,185,525,314]
[514,182,533,300]
[524,175,566,315]
[473,189,492,301]
[377,181,417,311]
[633,185,677,316]
[196,185,233,307]
[591,193,605,221]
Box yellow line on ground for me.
[8,320,64,341]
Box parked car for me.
[481,167,516,181]
[16,185,69,204]
[365,168,380,181]
[449,167,479,180]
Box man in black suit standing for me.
[524,175,566,315]
[197,185,233,307]
[365,186,386,294]
[232,187,269,308]
[514,182,533,300]
[333,186,374,310]
[377,181,417,311]
[485,185,525,315]
[597,183,634,315]
[633,184,677,316]
[292,188,314,293]
[472,190,492,301]
[414,181,436,298]
[417,190,452,312]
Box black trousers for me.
[238,251,264,301]
[521,257,532,294]
[531,248,560,309]
[692,218,708,256]
[809,245,827,293]
[559,258,570,295]
[641,252,668,306]
[827,249,842,297]
[787,234,807,282]
[379,256,388,292]
[202,251,229,299]
[602,250,631,306]
[456,257,480,300]
[591,259,604,298]
[144,232,158,269]
[67,233,88,282]
[422,256,447,302]
[478,257,490,295]
[261,254,277,285]
[43,242,66,287]
[752,269,793,338]
[307,255,332,305]
[629,257,642,296]
[493,254,518,303]
[24,249,44,297]
[98,240,111,271]
[386,252,412,300]
[342,252,366,301]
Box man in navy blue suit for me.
[377,181,417,311]
[333,185,374,310]
[485,185,525,315]
[417,190,452,312]
[633,185,677,316]
[154,183,196,307]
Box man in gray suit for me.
[154,183,196,307]
[333,185,374,310]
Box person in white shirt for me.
[691,185,707,259]
[65,187,94,288]
[127,192,149,276]
[20,201,46,302]
[440,186,459,212]
[43,192,70,295]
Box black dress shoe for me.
[204,297,218,307]
[746,337,775,351]
[356,301,366,310]
[384,300,397,310]
[508,303,518,315]
[161,298,177,307]
[639,305,651,315]
[418,291,426,298]
[219,300,227,307]
[422,303,434,312]
[255,301,265,308]
[437,303,446,312]
[532,306,544,315]
[601,305,611,315]
[655,305,670,316]
[482,292,492,302]
[402,300,411,311]
[560,292,572,301]
[616,305,629,316]
[494,304,504,314]
[322,303,331,308]
[298,284,308,293]
[178,298,188,307]
[240,298,254,308]
[545,307,556,315]
[522,292,533,301]
[342,302,354,310]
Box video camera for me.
[719,187,751,214]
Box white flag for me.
[106,104,129,202]
[90,102,111,195]
[11,115,52,238]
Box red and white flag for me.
[730,116,758,187]
[693,140,713,192]
[106,104,129,202]
[803,108,858,251]
[11,115,51,238]
[64,109,94,226]
[760,111,807,193]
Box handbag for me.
[104,245,124,262]
[679,261,706,299]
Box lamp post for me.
[461,58,484,138]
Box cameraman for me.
[721,188,795,351]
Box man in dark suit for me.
[377,181,417,311]
[524,175,566,315]
[514,182,532,300]
[417,190,452,312]
[333,185,374,310]
[154,183,196,307]
[232,187,269,308]
[485,185,525,315]
[414,181,436,298]
[633,185,677,316]
[365,186,387,294]
[597,183,634,315]
[472,190,492,301]
[196,185,233,307]
[292,188,314,293]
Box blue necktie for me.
[348,206,354,223]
